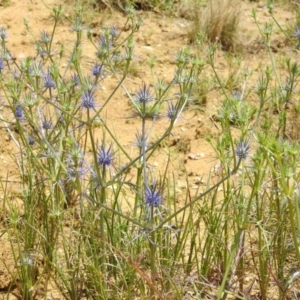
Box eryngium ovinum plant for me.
[0,4,250,300]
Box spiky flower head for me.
[167,102,177,121]
[97,143,114,167]
[39,30,51,44]
[41,116,52,130]
[81,89,96,109]
[134,130,147,149]
[136,83,153,104]
[29,61,43,78]
[145,182,163,207]
[43,71,56,89]
[92,63,104,77]
[235,139,250,161]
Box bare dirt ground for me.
[0,0,299,299]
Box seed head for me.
[145,182,163,207]
[81,90,96,109]
[97,143,114,167]
[235,139,250,161]
[136,83,153,104]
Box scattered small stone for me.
[188,153,198,160]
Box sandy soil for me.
[0,0,299,299]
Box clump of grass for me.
[188,0,241,52]
[96,0,176,11]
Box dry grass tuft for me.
[188,0,241,52]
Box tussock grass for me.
[188,0,241,52]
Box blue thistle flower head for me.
[43,71,56,89]
[41,116,52,130]
[167,102,177,121]
[97,143,114,167]
[92,63,104,77]
[136,83,153,104]
[81,89,96,109]
[15,105,24,120]
[134,130,147,149]
[145,182,163,207]
[235,139,250,161]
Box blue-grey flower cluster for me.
[145,182,163,207]
[97,143,114,167]
[92,63,104,77]
[136,83,153,104]
[235,140,250,161]
[81,90,96,109]
[43,71,55,89]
